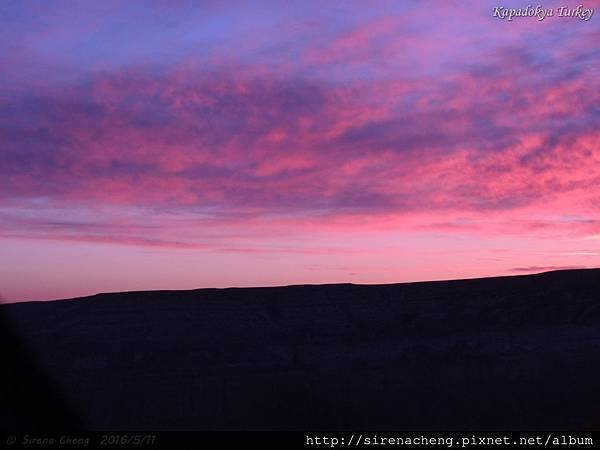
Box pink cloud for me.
[1,0,598,300]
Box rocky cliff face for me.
[2,269,600,430]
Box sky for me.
[1,0,599,302]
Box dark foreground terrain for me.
[1,269,600,430]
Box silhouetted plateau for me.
[2,269,600,430]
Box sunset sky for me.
[1,0,599,302]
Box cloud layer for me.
[1,0,598,300]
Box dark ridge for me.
[1,268,599,430]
